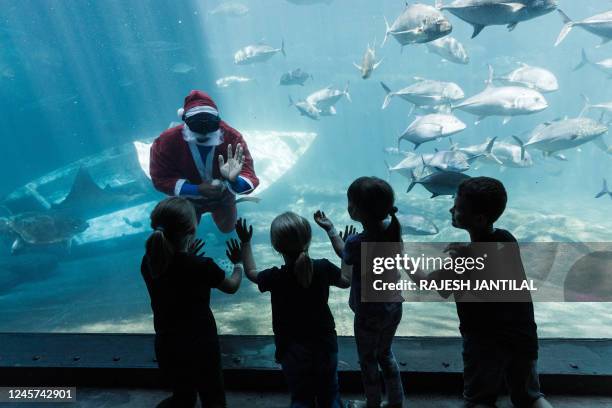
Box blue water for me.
[0,0,611,337]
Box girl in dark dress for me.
[141,197,243,408]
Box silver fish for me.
[452,65,548,125]
[354,43,383,79]
[383,3,452,47]
[208,2,249,17]
[437,0,557,38]
[495,63,559,93]
[595,179,612,199]
[425,36,470,65]
[580,94,612,117]
[306,83,351,111]
[407,170,471,198]
[215,76,255,88]
[234,41,286,65]
[381,77,464,110]
[555,9,612,47]
[399,114,467,149]
[573,49,612,78]
[397,214,440,235]
[455,138,532,168]
[514,117,609,156]
[288,96,320,121]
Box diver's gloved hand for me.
[218,144,244,183]
[197,179,226,200]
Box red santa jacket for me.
[149,122,259,197]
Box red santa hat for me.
[177,90,219,119]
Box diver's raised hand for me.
[226,238,243,264]
[340,225,357,242]
[219,144,244,183]
[235,218,253,243]
[188,238,205,257]
[313,210,334,232]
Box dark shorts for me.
[462,335,544,408]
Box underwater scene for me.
[0,0,611,337]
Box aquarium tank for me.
[0,0,610,338]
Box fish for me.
[306,83,351,112]
[208,2,249,17]
[422,150,475,172]
[397,213,439,235]
[425,36,469,65]
[234,41,286,65]
[580,94,612,117]
[452,65,548,125]
[455,137,532,168]
[122,217,143,229]
[353,43,383,79]
[513,117,609,156]
[595,179,612,199]
[399,114,467,149]
[436,0,557,39]
[573,49,612,78]
[215,76,255,88]
[555,9,612,47]
[285,0,333,4]
[52,167,148,220]
[494,63,559,93]
[407,169,471,198]
[383,3,452,47]
[279,69,313,86]
[288,96,321,120]
[380,78,464,110]
[171,63,195,74]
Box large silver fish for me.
[555,9,612,47]
[595,179,612,199]
[436,0,557,38]
[215,76,254,88]
[280,69,313,86]
[306,83,352,111]
[234,41,286,65]
[494,63,559,93]
[354,43,383,79]
[407,169,471,197]
[581,94,612,117]
[454,138,532,168]
[383,3,452,47]
[288,96,320,121]
[573,49,612,78]
[381,78,464,110]
[452,65,548,125]
[425,36,470,65]
[208,2,249,17]
[514,117,609,156]
[387,149,473,176]
[397,214,440,235]
[399,114,467,149]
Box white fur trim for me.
[177,107,185,119]
[185,105,219,118]
[174,179,187,196]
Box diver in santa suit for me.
[149,90,259,233]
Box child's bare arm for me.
[218,239,243,294]
[313,210,355,258]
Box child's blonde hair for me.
[270,212,313,288]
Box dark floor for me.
[5,388,611,408]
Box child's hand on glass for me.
[225,238,242,264]
[313,210,334,232]
[340,225,356,242]
[235,218,253,243]
[188,238,206,257]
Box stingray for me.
[52,167,149,219]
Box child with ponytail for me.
[141,197,243,408]
[315,177,405,408]
[235,212,350,408]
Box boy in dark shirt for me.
[412,177,552,408]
